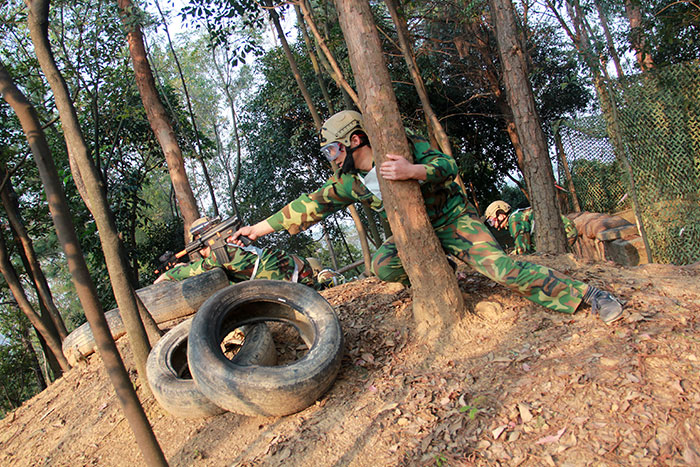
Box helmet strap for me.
[340,140,368,174]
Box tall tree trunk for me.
[489,0,567,254]
[153,0,219,217]
[0,58,167,467]
[295,4,335,114]
[0,231,70,372]
[624,0,653,71]
[594,0,624,78]
[0,169,68,340]
[27,0,159,386]
[335,0,465,334]
[298,0,360,106]
[117,0,200,236]
[385,0,451,156]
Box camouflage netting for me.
[554,61,700,265]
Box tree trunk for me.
[594,0,624,78]
[295,4,335,114]
[321,222,339,270]
[0,57,167,466]
[117,0,200,236]
[27,0,158,386]
[489,0,567,254]
[298,0,360,106]
[153,0,219,218]
[385,0,451,157]
[335,0,465,334]
[0,170,68,340]
[624,0,653,71]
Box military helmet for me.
[319,110,365,148]
[485,200,512,219]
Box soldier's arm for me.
[265,176,356,235]
[409,135,458,183]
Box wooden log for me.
[62,269,229,365]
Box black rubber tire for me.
[146,318,277,418]
[188,280,344,417]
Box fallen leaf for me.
[535,427,567,445]
[518,403,533,423]
[492,425,507,440]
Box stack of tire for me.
[146,279,344,418]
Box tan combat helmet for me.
[484,200,512,219]
[319,110,365,147]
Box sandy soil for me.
[1,254,699,466]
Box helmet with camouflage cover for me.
[319,110,365,148]
[485,200,511,219]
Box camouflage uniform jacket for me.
[266,133,467,234]
[508,208,578,255]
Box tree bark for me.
[0,57,167,466]
[624,0,653,71]
[335,0,465,333]
[0,169,69,340]
[490,0,567,254]
[117,0,200,236]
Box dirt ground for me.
[1,254,699,466]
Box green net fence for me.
[555,61,700,265]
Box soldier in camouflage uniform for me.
[485,200,578,255]
[154,217,318,288]
[231,111,623,324]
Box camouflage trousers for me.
[370,206,589,314]
[164,244,317,288]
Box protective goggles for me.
[320,141,343,161]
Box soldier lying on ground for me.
[485,200,578,255]
[154,217,343,290]
[228,110,624,324]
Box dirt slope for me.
[1,254,699,466]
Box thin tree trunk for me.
[594,0,624,78]
[298,0,360,106]
[624,0,653,71]
[28,0,158,384]
[335,0,465,334]
[0,170,68,340]
[490,0,567,254]
[295,4,335,114]
[153,0,219,217]
[0,57,167,466]
[117,0,200,236]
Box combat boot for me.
[583,287,623,324]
